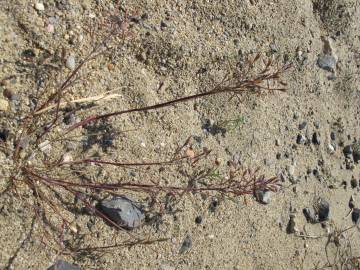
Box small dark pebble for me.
[209,199,218,212]
[330,132,336,141]
[276,153,281,160]
[341,180,348,189]
[21,49,36,59]
[353,142,360,163]
[303,208,317,224]
[312,132,321,145]
[195,216,203,224]
[299,122,307,130]
[179,235,192,254]
[47,260,80,270]
[351,177,358,189]
[343,145,353,156]
[316,198,330,222]
[0,129,9,142]
[286,214,296,234]
[296,134,306,144]
[352,208,360,224]
[160,21,168,28]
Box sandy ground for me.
[0,0,360,269]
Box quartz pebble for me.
[35,2,45,11]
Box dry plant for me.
[0,7,291,258]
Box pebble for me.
[99,196,145,229]
[327,144,335,154]
[179,235,192,254]
[352,208,360,225]
[3,88,15,100]
[303,198,330,223]
[66,55,76,70]
[0,98,9,111]
[315,198,330,222]
[330,132,336,141]
[195,216,203,224]
[286,214,296,234]
[351,176,358,189]
[47,260,80,270]
[209,198,218,212]
[353,142,360,162]
[255,189,271,204]
[35,2,45,11]
[296,134,306,144]
[343,145,353,156]
[312,132,321,145]
[38,140,52,153]
[317,54,337,72]
[303,207,317,224]
[298,122,307,130]
[0,129,9,142]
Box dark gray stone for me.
[48,260,80,270]
[317,54,337,72]
[99,196,145,229]
[353,142,360,163]
[330,132,336,141]
[343,145,353,156]
[179,235,192,254]
[351,177,358,189]
[303,207,317,224]
[352,208,360,225]
[286,215,296,234]
[303,198,330,223]
[315,198,330,222]
[298,122,307,130]
[255,189,271,204]
[312,132,321,145]
[296,134,306,144]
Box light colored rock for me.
[0,98,9,111]
[35,2,45,11]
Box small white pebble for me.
[47,24,54,33]
[62,153,73,163]
[39,140,51,153]
[66,55,76,70]
[327,143,335,154]
[89,13,96,18]
[140,141,146,148]
[35,2,45,11]
[208,234,215,239]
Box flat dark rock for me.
[99,196,145,229]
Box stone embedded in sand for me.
[315,198,330,222]
[352,208,360,225]
[47,260,80,270]
[317,54,337,72]
[303,198,330,223]
[255,189,271,204]
[303,207,317,224]
[99,196,145,229]
[179,235,192,254]
[352,142,360,163]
